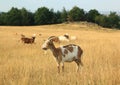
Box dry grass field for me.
[0,23,120,85]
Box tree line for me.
[0,6,120,29]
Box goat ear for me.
[49,39,54,43]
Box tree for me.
[87,9,100,23]
[107,12,120,28]
[95,15,108,27]
[54,11,62,23]
[20,8,34,25]
[48,9,56,24]
[68,6,85,22]
[0,12,6,25]
[34,7,52,25]
[6,7,22,25]
[61,7,68,22]
[95,12,120,29]
[0,13,2,25]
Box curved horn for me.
[48,36,59,42]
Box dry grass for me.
[0,23,120,85]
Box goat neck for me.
[49,42,59,57]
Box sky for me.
[0,0,120,12]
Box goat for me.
[42,37,83,73]
[21,34,36,44]
[58,34,70,42]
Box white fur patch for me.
[42,40,49,49]
[61,45,78,62]
[58,36,69,42]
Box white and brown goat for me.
[48,34,69,43]
[58,34,70,42]
[42,37,83,73]
[21,34,36,44]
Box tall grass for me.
[0,23,120,85]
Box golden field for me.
[0,23,120,85]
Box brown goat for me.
[21,34,36,44]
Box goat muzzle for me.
[42,47,47,50]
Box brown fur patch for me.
[77,46,83,59]
[63,44,74,53]
[56,48,62,61]
[64,49,68,54]
[67,46,73,52]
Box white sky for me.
[0,0,120,12]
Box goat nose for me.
[41,45,47,50]
[42,48,47,50]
